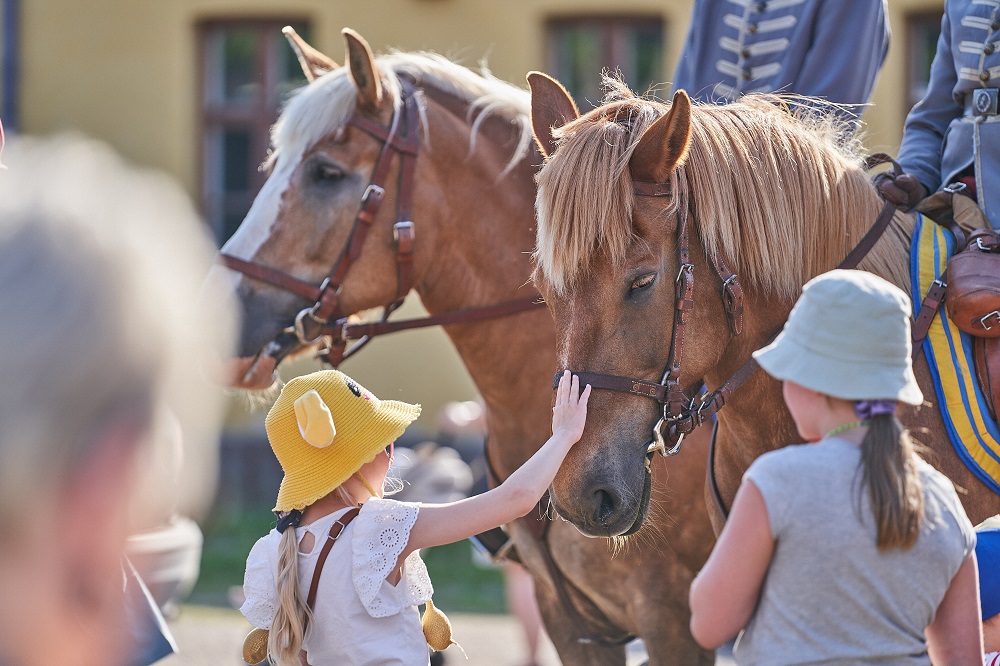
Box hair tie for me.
[854,399,897,420]
[275,509,303,533]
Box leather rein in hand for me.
[220,78,544,369]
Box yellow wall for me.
[17,0,945,434]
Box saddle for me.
[917,188,1000,420]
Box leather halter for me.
[220,79,544,367]
[557,154,902,473]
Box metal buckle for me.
[675,263,694,283]
[393,220,414,241]
[361,183,385,205]
[973,88,999,117]
[944,181,967,194]
[981,311,1000,331]
[976,237,997,253]
[293,305,327,344]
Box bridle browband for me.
[556,154,902,473]
[220,78,544,367]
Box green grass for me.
[191,506,506,614]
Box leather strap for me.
[220,255,322,302]
[911,277,948,358]
[323,295,544,340]
[306,508,360,609]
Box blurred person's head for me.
[0,134,235,665]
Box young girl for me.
[241,368,590,665]
[689,269,982,664]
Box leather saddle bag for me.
[918,185,1000,337]
[945,228,1000,337]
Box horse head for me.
[208,29,444,389]
[529,72,904,537]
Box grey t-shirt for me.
[736,438,976,665]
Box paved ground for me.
[159,605,735,665]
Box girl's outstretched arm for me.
[401,371,590,561]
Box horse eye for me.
[630,273,656,292]
[314,163,344,183]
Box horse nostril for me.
[594,488,617,523]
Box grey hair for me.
[0,134,237,535]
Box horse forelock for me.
[535,86,910,300]
[269,52,532,176]
[535,98,671,295]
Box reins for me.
[556,154,902,483]
[220,79,544,368]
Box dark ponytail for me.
[859,414,924,550]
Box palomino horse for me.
[527,72,1000,539]
[209,29,715,664]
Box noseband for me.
[221,79,543,366]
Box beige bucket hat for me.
[752,269,923,405]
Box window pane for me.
[548,18,665,107]
[206,27,260,106]
[908,13,943,106]
[551,23,605,105]
[223,129,251,191]
[630,23,664,97]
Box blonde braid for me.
[267,527,313,665]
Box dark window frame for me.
[197,18,310,244]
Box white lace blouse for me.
[241,497,434,665]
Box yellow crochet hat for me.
[266,370,421,512]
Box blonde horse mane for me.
[535,80,911,300]
[269,51,532,176]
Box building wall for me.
[15,0,945,434]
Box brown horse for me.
[527,72,1000,540]
[208,29,716,665]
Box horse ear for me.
[343,28,382,112]
[629,90,693,183]
[527,71,580,158]
[283,26,339,82]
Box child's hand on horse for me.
[552,370,592,442]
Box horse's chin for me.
[224,355,279,390]
[618,469,652,537]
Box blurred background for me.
[0,0,947,663]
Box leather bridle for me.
[220,78,544,367]
[556,154,902,476]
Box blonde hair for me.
[268,528,314,666]
[0,135,236,537]
[266,484,366,663]
[859,415,925,550]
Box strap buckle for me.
[980,311,1000,331]
[361,183,385,205]
[294,305,328,344]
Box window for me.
[907,11,944,109]
[200,20,309,244]
[546,16,665,107]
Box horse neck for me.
[410,86,555,474]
